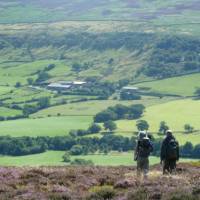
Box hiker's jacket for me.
[135,140,153,158]
[160,135,179,161]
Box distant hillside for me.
[0,0,200,25]
[0,164,199,199]
[0,31,200,84]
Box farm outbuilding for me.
[47,81,86,91]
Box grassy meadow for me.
[0,151,198,167]
[0,116,92,137]
[133,73,200,96]
[0,107,22,117]
[115,99,200,144]
[31,96,176,118]
[0,98,199,146]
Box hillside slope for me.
[0,0,200,24]
[0,164,199,199]
[1,31,200,84]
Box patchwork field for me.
[0,98,200,146]
[31,96,176,118]
[0,116,92,137]
[0,107,22,117]
[133,73,200,96]
[0,1,200,168]
[0,151,197,167]
[115,99,200,144]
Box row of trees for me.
[0,134,199,158]
[3,32,155,52]
[69,120,117,137]
[135,120,196,134]
[22,97,50,116]
[94,104,145,123]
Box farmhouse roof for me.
[122,86,138,90]
[48,83,71,89]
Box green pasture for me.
[2,87,54,105]
[116,99,200,144]
[133,73,200,96]
[0,116,92,137]
[0,48,144,84]
[0,86,13,95]
[0,106,22,117]
[0,98,199,145]
[32,96,176,118]
[0,151,197,167]
[0,60,71,86]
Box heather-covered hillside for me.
[0,0,200,24]
[0,163,199,199]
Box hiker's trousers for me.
[163,159,176,174]
[137,157,149,177]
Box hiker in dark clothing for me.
[160,130,179,174]
[134,131,153,179]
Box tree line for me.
[0,135,199,159]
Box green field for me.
[133,73,200,96]
[0,98,200,145]
[0,86,13,95]
[0,107,22,117]
[115,99,200,144]
[0,116,92,137]
[0,151,198,167]
[32,97,176,118]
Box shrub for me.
[35,71,50,83]
[159,121,169,134]
[15,82,21,88]
[48,192,71,200]
[184,124,194,133]
[62,152,71,163]
[127,188,149,200]
[37,97,50,109]
[70,159,94,166]
[167,192,196,200]
[70,145,83,155]
[87,186,115,200]
[136,120,149,131]
[27,78,34,85]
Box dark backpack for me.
[138,138,152,157]
[167,139,178,160]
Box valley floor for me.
[0,163,199,199]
